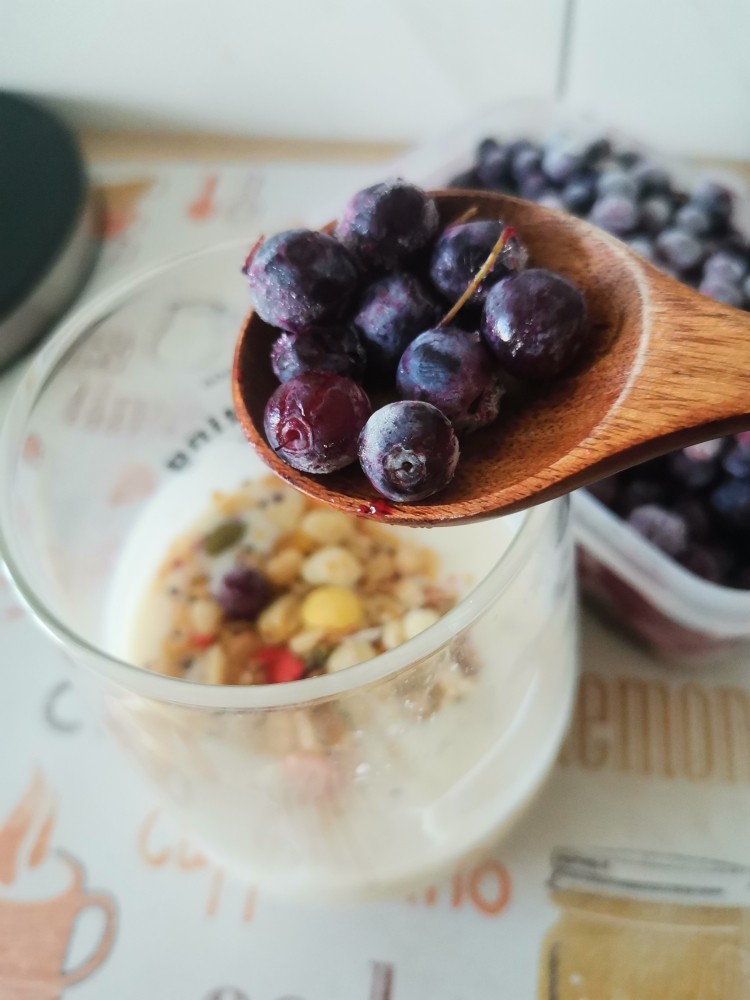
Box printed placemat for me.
[1,160,749,1000]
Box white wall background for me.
[3,0,749,158]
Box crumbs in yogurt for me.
[141,476,461,685]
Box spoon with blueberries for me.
[232,179,750,526]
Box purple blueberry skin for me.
[639,196,674,235]
[698,278,745,308]
[588,194,639,235]
[667,449,721,490]
[710,479,750,532]
[358,401,459,503]
[429,220,523,309]
[476,146,512,189]
[678,544,724,584]
[264,372,371,475]
[353,272,440,372]
[397,328,503,434]
[481,268,590,381]
[244,229,359,334]
[335,180,439,269]
[618,478,667,517]
[270,325,366,384]
[703,250,747,285]
[561,172,598,215]
[626,504,688,557]
[215,568,271,621]
[655,228,706,273]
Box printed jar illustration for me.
[538,848,750,1000]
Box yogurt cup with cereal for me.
[0,242,578,899]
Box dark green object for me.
[0,91,99,369]
[203,520,247,555]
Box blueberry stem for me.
[450,205,479,227]
[437,225,516,329]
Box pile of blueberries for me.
[451,134,750,588]
[245,180,590,504]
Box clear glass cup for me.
[0,242,578,900]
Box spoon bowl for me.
[233,190,750,526]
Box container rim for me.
[0,239,558,710]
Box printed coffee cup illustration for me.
[538,847,750,999]
[0,772,116,1000]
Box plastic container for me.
[0,242,578,900]
[385,99,750,664]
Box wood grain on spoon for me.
[233,190,750,527]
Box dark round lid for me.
[0,92,87,321]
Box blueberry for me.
[672,498,711,542]
[481,268,590,380]
[744,274,750,304]
[589,195,639,235]
[729,564,750,590]
[679,544,724,584]
[682,438,725,462]
[722,444,750,479]
[691,180,733,226]
[596,170,638,200]
[477,137,502,160]
[358,400,459,502]
[264,372,371,475]
[430,221,522,308]
[703,250,747,285]
[538,191,566,212]
[511,144,542,185]
[449,168,480,190]
[561,172,597,215]
[353,272,439,372]
[476,147,512,189]
[216,568,271,621]
[586,477,619,509]
[710,479,750,532]
[519,170,550,201]
[244,229,359,334]
[655,228,706,273]
[639,196,674,235]
[667,448,720,490]
[698,278,744,308]
[615,150,641,169]
[335,180,439,269]
[631,162,671,196]
[675,203,712,237]
[625,235,656,262]
[619,478,667,516]
[626,504,688,557]
[542,137,588,185]
[271,325,366,384]
[397,328,503,433]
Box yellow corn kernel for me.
[265,547,304,587]
[301,546,363,588]
[301,586,364,632]
[401,607,440,640]
[326,639,377,673]
[300,509,354,545]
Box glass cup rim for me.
[0,239,560,710]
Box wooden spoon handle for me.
[597,261,750,463]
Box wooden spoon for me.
[233,189,750,527]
